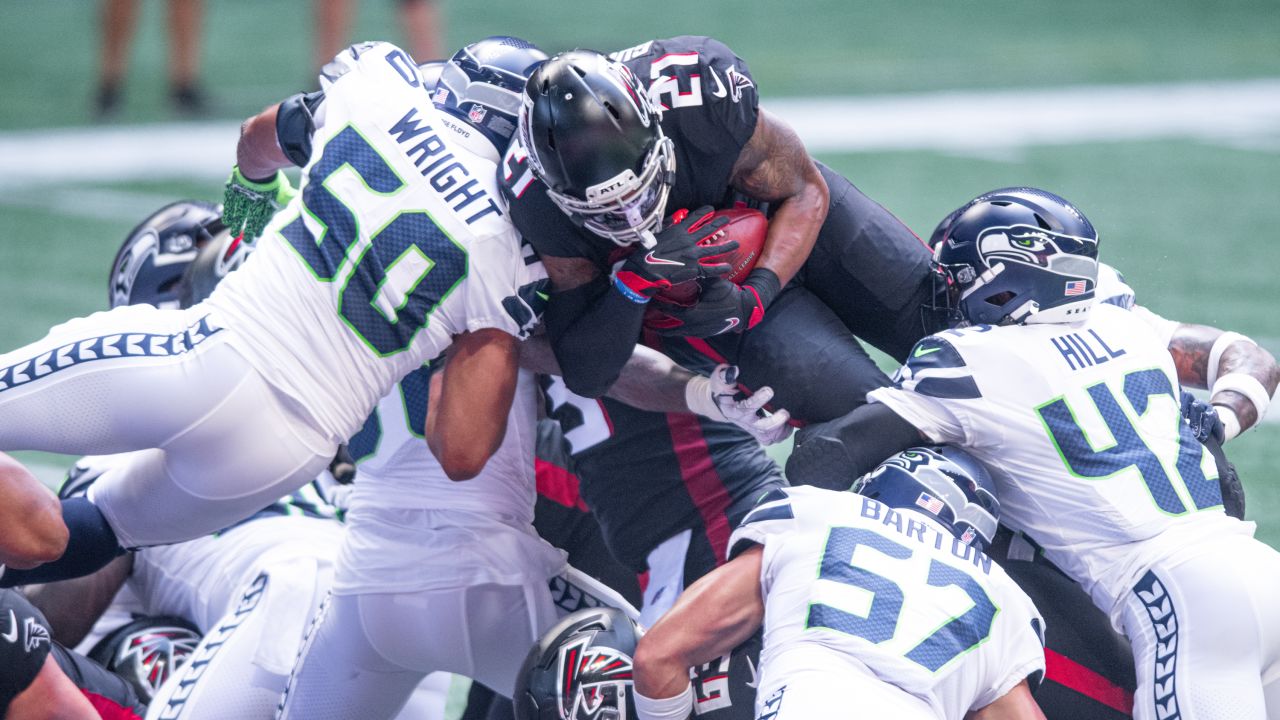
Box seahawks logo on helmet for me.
[556,633,635,720]
[976,224,1098,278]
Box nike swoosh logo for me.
[1,611,16,643]
[745,655,760,689]
[644,251,684,267]
[715,317,741,335]
[708,69,728,99]
[914,345,942,358]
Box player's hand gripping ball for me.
[644,207,768,329]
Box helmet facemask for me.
[543,133,675,248]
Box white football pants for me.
[277,567,637,720]
[144,560,450,720]
[0,304,334,548]
[1120,533,1280,720]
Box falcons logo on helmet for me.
[556,632,635,719]
[112,625,202,698]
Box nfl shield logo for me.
[468,105,487,123]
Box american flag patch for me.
[916,492,945,515]
[1064,280,1088,296]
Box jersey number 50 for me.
[281,125,468,356]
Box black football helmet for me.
[517,607,643,720]
[928,187,1099,327]
[88,615,203,703]
[433,36,548,159]
[519,50,675,247]
[853,446,1001,550]
[109,200,252,310]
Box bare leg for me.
[96,0,139,116]
[314,0,354,72]
[398,0,443,61]
[168,0,203,88]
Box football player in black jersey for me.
[500,36,935,423]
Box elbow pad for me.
[275,91,326,167]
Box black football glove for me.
[611,206,736,303]
[1180,390,1226,445]
[654,269,781,337]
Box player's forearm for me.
[427,329,518,480]
[521,335,693,412]
[729,109,829,288]
[23,555,133,647]
[634,548,764,699]
[754,176,827,287]
[1167,323,1277,436]
[236,104,291,181]
[0,455,68,569]
[544,279,648,398]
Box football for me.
[651,207,768,307]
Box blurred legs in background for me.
[95,0,209,119]
[313,0,444,73]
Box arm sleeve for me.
[544,275,649,398]
[275,91,326,167]
[0,589,53,712]
[866,335,977,445]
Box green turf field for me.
[1,1,1277,547]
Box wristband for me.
[741,268,782,310]
[232,165,281,189]
[1212,372,1272,422]
[634,683,694,720]
[1215,405,1242,442]
[684,375,721,420]
[1207,332,1256,387]
[612,275,652,304]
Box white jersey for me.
[348,366,539,520]
[869,303,1253,624]
[205,41,543,443]
[730,486,1044,717]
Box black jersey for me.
[539,376,784,572]
[501,36,760,267]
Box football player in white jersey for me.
[17,205,454,720]
[788,188,1280,720]
[630,447,1047,720]
[0,36,539,553]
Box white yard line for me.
[0,79,1277,190]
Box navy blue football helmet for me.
[433,36,547,158]
[929,187,1099,327]
[853,446,1001,550]
[109,200,252,310]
